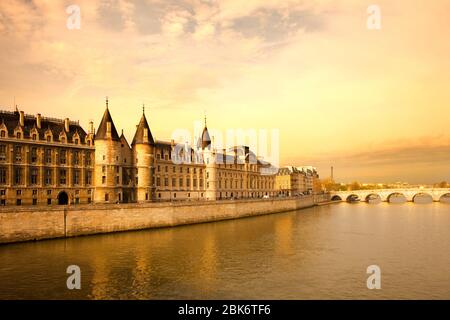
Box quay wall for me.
[0,196,317,244]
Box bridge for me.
[330,188,450,203]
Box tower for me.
[94,98,123,203]
[131,107,155,202]
[200,118,217,200]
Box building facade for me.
[0,109,95,206]
[95,103,277,204]
[1,102,319,206]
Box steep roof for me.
[0,110,88,143]
[131,113,154,145]
[95,107,120,141]
[198,126,211,150]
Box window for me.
[16,199,21,206]
[0,145,6,161]
[15,146,22,162]
[156,177,161,187]
[186,177,190,188]
[179,178,183,187]
[47,198,52,205]
[47,135,51,142]
[86,171,92,185]
[102,166,106,173]
[61,137,66,143]
[172,178,176,187]
[16,132,22,139]
[193,178,197,187]
[47,190,52,195]
[31,147,38,163]
[14,168,22,185]
[59,169,67,185]
[32,199,37,205]
[73,151,79,165]
[32,133,37,140]
[105,193,109,202]
[164,177,169,187]
[74,139,79,144]
[73,170,80,185]
[0,130,5,138]
[102,176,106,184]
[59,150,66,164]
[16,190,22,196]
[30,168,38,185]
[45,169,52,185]
[0,167,6,185]
[45,149,52,163]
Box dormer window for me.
[61,137,66,143]
[16,132,22,139]
[74,138,79,144]
[47,135,51,142]
[32,134,37,140]
[0,130,6,138]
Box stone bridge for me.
[330,188,450,203]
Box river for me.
[0,201,449,299]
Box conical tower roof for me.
[132,112,154,145]
[95,106,120,141]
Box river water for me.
[0,201,449,299]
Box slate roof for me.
[131,113,154,145]
[95,107,120,141]
[0,109,88,143]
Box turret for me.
[93,98,123,203]
[201,118,217,200]
[131,106,155,202]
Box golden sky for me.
[0,0,449,183]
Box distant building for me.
[275,166,307,196]
[0,109,95,206]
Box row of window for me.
[0,167,92,186]
[0,145,93,165]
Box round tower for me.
[131,108,155,202]
[94,98,123,203]
[200,120,217,201]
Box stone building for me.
[0,109,95,206]
[94,102,277,203]
[0,101,280,206]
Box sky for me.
[0,0,449,184]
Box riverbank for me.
[0,196,323,244]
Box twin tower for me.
[92,100,216,204]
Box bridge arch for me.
[412,193,433,204]
[365,194,381,203]
[440,193,450,203]
[346,194,360,202]
[331,195,342,201]
[387,192,406,203]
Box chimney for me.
[88,120,94,134]
[106,122,111,138]
[64,118,70,132]
[36,113,41,129]
[19,111,25,127]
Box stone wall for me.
[0,196,314,244]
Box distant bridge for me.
[330,188,450,203]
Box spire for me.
[132,108,154,145]
[199,114,211,150]
[95,103,120,141]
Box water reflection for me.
[0,203,449,299]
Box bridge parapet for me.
[330,188,450,203]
